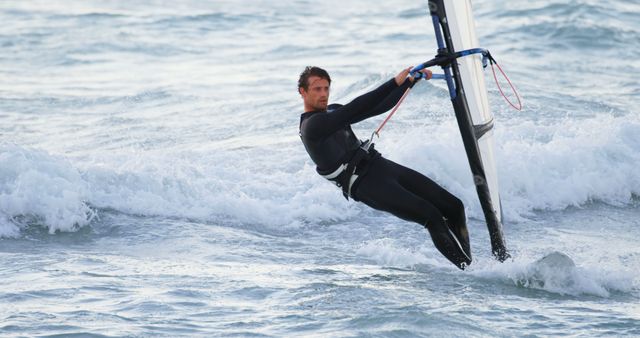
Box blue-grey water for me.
[1,0,639,337]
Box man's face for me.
[300,76,330,111]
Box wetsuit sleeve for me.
[303,78,406,138]
[349,80,414,124]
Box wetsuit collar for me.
[301,109,325,116]
[300,110,325,126]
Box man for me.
[298,66,472,269]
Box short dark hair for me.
[298,66,331,92]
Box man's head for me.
[298,66,331,112]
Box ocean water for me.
[1,0,639,336]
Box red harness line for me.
[490,61,522,111]
[373,85,413,137]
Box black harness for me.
[318,141,378,200]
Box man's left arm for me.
[349,79,414,124]
[350,67,431,124]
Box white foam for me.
[1,139,365,237]
[356,238,442,267]
[0,143,96,236]
[0,213,20,238]
[79,148,361,228]
[472,251,637,297]
[380,112,640,222]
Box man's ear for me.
[298,87,305,96]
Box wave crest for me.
[0,143,95,237]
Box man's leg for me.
[392,161,470,257]
[353,158,472,269]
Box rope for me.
[373,85,413,137]
[489,60,522,111]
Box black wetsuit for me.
[299,78,472,269]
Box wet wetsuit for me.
[299,78,472,269]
